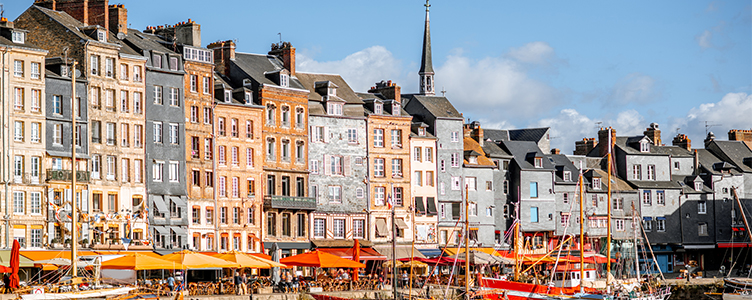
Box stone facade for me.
[409,124,438,248]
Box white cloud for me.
[297,46,406,92]
[670,92,752,144]
[696,30,714,49]
[506,41,556,65]
[606,73,660,105]
[532,109,646,154]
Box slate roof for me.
[499,140,555,171]
[708,140,752,173]
[508,128,549,143]
[484,129,509,143]
[627,180,682,190]
[401,94,462,119]
[613,136,668,156]
[295,72,365,118]
[590,169,635,191]
[232,52,305,90]
[547,154,578,184]
[654,145,693,157]
[0,27,43,51]
[357,92,411,117]
[213,73,252,106]
[122,28,176,55]
[696,149,741,175]
[482,141,511,158]
[672,175,713,194]
[463,137,495,167]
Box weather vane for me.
[425,0,430,11]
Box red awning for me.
[718,243,752,248]
[316,247,386,261]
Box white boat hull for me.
[21,287,135,300]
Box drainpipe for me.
[2,46,8,249]
[212,91,218,252]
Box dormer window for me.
[280,74,289,87]
[97,30,106,42]
[244,92,252,104]
[392,103,400,116]
[469,156,478,164]
[153,54,162,69]
[534,157,543,168]
[374,103,383,114]
[563,171,571,181]
[592,178,601,190]
[224,90,231,103]
[327,103,343,116]
[11,31,24,44]
[640,140,650,152]
[694,181,702,191]
[328,87,336,96]
[418,128,426,136]
[243,79,252,87]
[60,66,69,77]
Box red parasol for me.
[352,239,361,281]
[10,239,19,289]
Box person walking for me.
[167,275,175,293]
[240,273,248,295]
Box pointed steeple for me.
[419,0,435,96]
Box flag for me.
[387,193,393,209]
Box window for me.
[534,157,543,168]
[91,155,101,179]
[695,181,703,191]
[30,156,40,180]
[248,207,256,224]
[613,197,623,210]
[414,147,422,161]
[657,218,666,232]
[11,31,24,44]
[232,177,239,197]
[218,177,226,197]
[218,146,226,165]
[281,140,290,161]
[104,89,115,111]
[120,64,129,80]
[698,222,708,236]
[451,153,460,167]
[327,102,343,116]
[121,124,129,147]
[425,148,433,162]
[169,162,179,182]
[656,191,665,205]
[192,207,200,224]
[14,121,23,142]
[247,178,255,197]
[647,165,656,180]
[192,170,200,186]
[347,128,357,143]
[391,159,402,177]
[233,207,240,224]
[452,177,461,190]
[643,218,652,231]
[169,87,180,106]
[640,141,650,152]
[329,155,343,175]
[152,54,162,68]
[560,214,570,226]
[353,219,365,239]
[13,192,24,214]
[169,123,179,144]
[14,88,23,110]
[205,171,213,187]
[190,106,199,123]
[267,212,276,236]
[393,187,403,206]
[246,120,254,138]
[486,181,493,191]
[133,66,142,82]
[120,90,129,112]
[424,171,434,187]
[440,182,446,195]
[390,129,402,148]
[632,165,642,180]
[280,74,289,87]
[246,148,254,167]
[374,187,385,206]
[530,207,539,223]
[266,105,275,125]
[13,60,23,77]
[356,188,364,198]
[153,86,163,105]
[13,156,22,179]
[642,191,651,205]
[134,159,142,183]
[134,125,143,148]
[310,160,319,174]
[374,158,385,177]
[106,156,117,180]
[314,219,325,238]
[373,129,384,147]
[90,55,101,76]
[374,103,383,114]
[105,58,114,77]
[333,219,345,238]
[592,178,601,190]
[698,201,707,214]
[231,119,238,137]
[674,161,680,170]
[414,171,422,186]
[103,122,115,145]
[615,219,625,231]
[153,161,164,182]
[134,92,142,114]
[203,76,210,94]
[469,202,477,216]
[440,160,445,172]
[296,142,305,162]
[220,207,227,223]
[295,108,304,129]
[206,208,214,225]
[451,131,459,142]
[51,95,63,115]
[530,182,538,198]
[153,122,162,143]
[465,177,477,191]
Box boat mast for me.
[732,188,752,243]
[409,191,415,300]
[632,203,640,281]
[70,59,78,278]
[578,162,584,293]
[514,187,521,281]
[606,128,612,287]
[464,183,470,299]
[391,183,396,300]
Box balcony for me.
[264,195,316,210]
[46,169,91,183]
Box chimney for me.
[268,42,295,76]
[597,127,617,157]
[207,40,235,77]
[672,133,692,151]
[108,4,126,36]
[574,138,597,155]
[174,19,201,47]
[551,148,561,155]
[704,132,716,147]
[462,121,484,147]
[729,129,752,150]
[644,122,661,146]
[37,0,110,31]
[368,80,401,103]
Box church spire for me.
[419,0,435,96]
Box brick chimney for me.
[268,42,295,76]
[462,121,484,147]
[597,127,617,157]
[729,129,752,149]
[175,19,201,47]
[36,0,110,31]
[551,148,561,155]
[207,40,235,77]
[672,133,692,151]
[574,138,597,155]
[644,122,661,146]
[368,80,401,103]
[107,4,126,36]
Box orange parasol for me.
[352,239,361,281]
[162,250,240,269]
[280,250,365,268]
[101,253,185,270]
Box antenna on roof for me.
[704,121,721,136]
[441,86,446,96]
[595,121,603,130]
[278,33,282,44]
[1,4,4,19]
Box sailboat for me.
[477,129,671,300]
[721,188,752,300]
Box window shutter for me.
[323,127,329,143]
[309,126,314,142]
[324,155,330,176]
[81,192,89,210]
[343,156,351,177]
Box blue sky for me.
[6,0,751,152]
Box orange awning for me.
[162,250,240,269]
[316,248,386,261]
[101,253,185,270]
[280,250,365,268]
[249,253,272,260]
[212,251,285,269]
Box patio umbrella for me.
[352,239,361,281]
[161,250,240,269]
[9,240,19,289]
[213,251,285,269]
[101,253,185,270]
[280,251,365,268]
[270,243,280,285]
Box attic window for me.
[418,128,426,136]
[640,140,650,153]
[153,54,162,68]
[243,79,252,87]
[374,103,383,114]
[469,156,477,164]
[280,74,289,87]
[244,92,252,104]
[97,30,106,42]
[392,103,400,116]
[563,171,571,181]
[60,66,69,77]
[169,57,178,71]
[328,87,336,96]
[592,178,601,190]
[224,90,231,103]
[534,157,543,168]
[694,181,702,191]
[11,31,24,44]
[327,103,343,116]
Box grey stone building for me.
[122,30,188,250]
[462,122,497,247]
[480,132,513,246]
[296,72,368,242]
